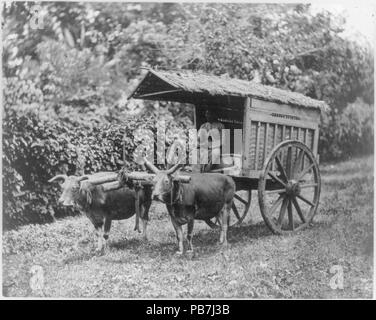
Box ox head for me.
[143,158,182,202]
[48,174,89,206]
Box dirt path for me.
[2,156,373,298]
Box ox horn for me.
[166,163,182,175]
[143,157,160,174]
[48,174,68,183]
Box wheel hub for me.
[285,179,301,196]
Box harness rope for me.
[155,180,184,218]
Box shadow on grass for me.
[109,237,176,258]
[61,219,328,264]
[63,217,331,263]
[106,221,274,260]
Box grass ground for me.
[2,155,373,298]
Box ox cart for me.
[127,68,328,234]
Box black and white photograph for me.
[1,1,374,301]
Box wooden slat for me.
[264,123,269,169]
[313,127,319,157]
[281,125,286,167]
[242,97,251,175]
[302,128,308,170]
[291,126,297,162]
[247,112,318,130]
[251,98,321,123]
[193,105,197,130]
[272,124,278,171]
[255,122,261,170]
[273,124,278,147]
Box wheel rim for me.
[206,189,251,229]
[258,140,321,234]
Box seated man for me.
[198,108,225,172]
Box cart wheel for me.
[206,189,252,229]
[258,140,321,234]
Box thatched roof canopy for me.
[129,68,328,111]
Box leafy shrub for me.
[3,106,80,228]
[3,77,44,107]
[319,99,374,161]
[2,100,192,230]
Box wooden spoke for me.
[296,194,315,207]
[291,196,306,223]
[275,156,288,182]
[277,197,289,226]
[234,194,247,205]
[293,150,304,178]
[232,203,241,220]
[287,200,294,231]
[266,189,286,194]
[269,195,284,216]
[268,172,287,187]
[297,163,315,181]
[286,146,293,179]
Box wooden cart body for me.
[129,68,327,233]
[130,68,325,180]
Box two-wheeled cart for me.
[129,68,327,234]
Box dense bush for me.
[2,100,192,229]
[3,105,84,228]
[319,99,374,161]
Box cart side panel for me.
[242,98,321,177]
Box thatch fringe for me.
[132,68,328,111]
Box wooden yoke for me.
[172,175,191,183]
[87,172,119,185]
[82,171,191,189]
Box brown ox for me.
[49,173,152,254]
[144,160,235,255]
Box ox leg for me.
[102,218,112,253]
[141,218,148,241]
[140,204,148,241]
[93,221,105,254]
[142,198,152,241]
[171,218,184,255]
[186,219,194,253]
[219,203,230,246]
